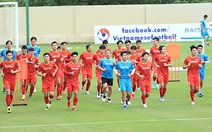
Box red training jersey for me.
[49,50,63,68]
[61,50,71,64]
[155,54,172,75]
[136,48,146,58]
[64,62,81,84]
[184,56,201,77]
[136,61,153,79]
[112,48,125,62]
[0,60,19,82]
[96,47,110,54]
[93,53,106,71]
[150,46,160,62]
[79,52,94,72]
[16,53,30,62]
[129,54,140,66]
[28,56,39,75]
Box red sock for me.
[100,86,104,94]
[21,84,25,95]
[132,83,136,92]
[29,86,35,96]
[44,96,49,104]
[153,76,157,81]
[190,91,195,101]
[57,84,62,96]
[163,88,167,96]
[82,80,86,87]
[10,94,14,103]
[141,95,146,104]
[159,87,164,97]
[86,81,91,91]
[49,95,54,100]
[73,97,78,106]
[194,89,198,94]
[6,94,11,106]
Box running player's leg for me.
[106,78,113,102]
[85,73,92,94]
[72,88,79,111]
[66,82,73,108]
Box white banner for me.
[94,23,212,44]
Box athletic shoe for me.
[128,101,132,105]
[33,88,37,93]
[22,94,25,101]
[67,101,70,108]
[123,104,127,109]
[152,82,156,89]
[56,95,61,100]
[121,100,124,104]
[49,101,52,107]
[143,104,147,108]
[2,87,6,92]
[45,107,49,110]
[198,92,203,97]
[131,93,135,99]
[107,98,111,103]
[191,101,195,105]
[160,97,164,102]
[72,106,77,111]
[102,95,106,102]
[97,92,101,98]
[118,88,121,91]
[7,106,11,113]
[205,43,210,46]
[85,91,90,94]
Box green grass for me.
[0,41,212,132]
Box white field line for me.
[0,117,212,129]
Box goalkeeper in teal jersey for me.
[115,51,135,109]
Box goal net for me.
[0,2,19,50]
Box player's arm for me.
[200,21,204,32]
[11,63,20,74]
[164,57,172,67]
[97,60,106,72]
[135,66,143,79]
[38,48,41,60]
[183,58,189,69]
[154,58,159,68]
[114,64,121,77]
[128,63,135,77]
[52,64,58,77]
[36,65,46,77]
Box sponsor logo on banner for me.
[94,23,212,44]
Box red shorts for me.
[157,74,168,84]
[95,69,102,82]
[139,79,151,93]
[188,76,200,88]
[82,69,92,80]
[42,81,54,93]
[66,82,79,92]
[27,74,37,83]
[153,64,158,74]
[3,80,15,91]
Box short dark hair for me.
[190,45,197,51]
[159,45,165,52]
[99,45,106,49]
[6,40,13,45]
[86,44,91,50]
[102,40,108,44]
[30,37,37,41]
[125,40,131,44]
[28,48,34,51]
[43,52,50,57]
[136,40,142,44]
[71,51,78,56]
[22,45,27,49]
[204,15,208,18]
[153,37,159,42]
[197,45,203,48]
[57,46,61,49]
[6,50,13,55]
[121,51,128,56]
[131,46,137,50]
[116,40,123,45]
[141,52,149,57]
[51,41,57,45]
[61,41,67,46]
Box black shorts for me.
[102,77,113,86]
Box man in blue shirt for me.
[197,45,210,97]
[27,37,41,59]
[0,40,17,92]
[200,15,210,46]
[98,50,116,102]
[115,51,135,108]
[27,37,41,93]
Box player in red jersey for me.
[96,40,110,53]
[16,45,31,100]
[125,40,131,52]
[60,42,71,94]
[0,50,20,113]
[183,45,202,105]
[64,52,82,110]
[136,52,153,108]
[112,40,125,91]
[136,40,145,57]
[93,45,106,98]
[37,53,58,110]
[79,44,94,94]
[150,37,160,89]
[129,46,140,98]
[49,41,63,100]
[27,48,39,98]
[154,46,172,102]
